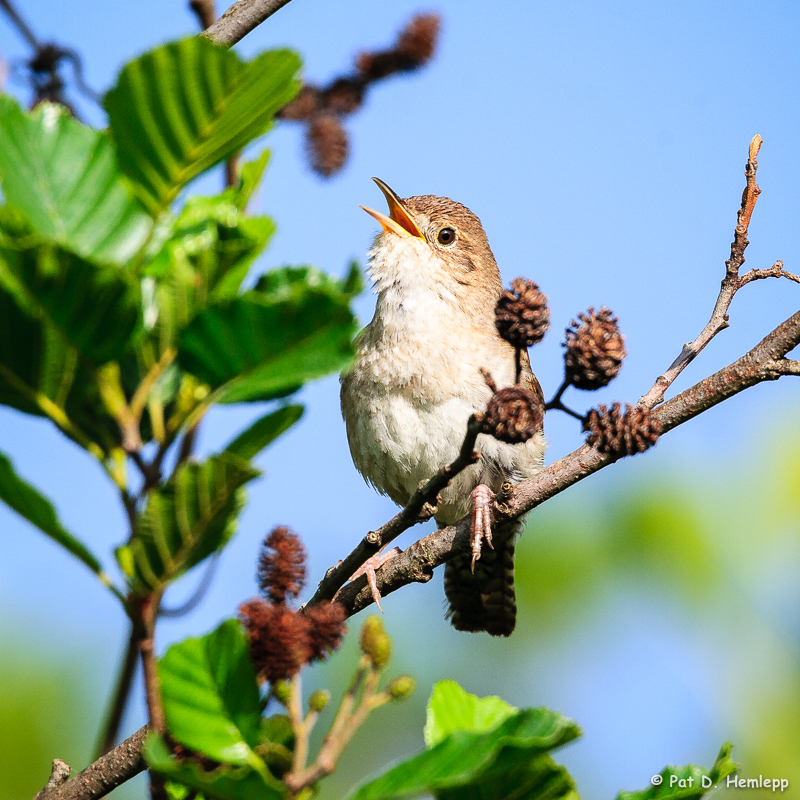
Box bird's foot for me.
[349,547,402,612]
[471,484,495,572]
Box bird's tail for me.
[443,520,520,637]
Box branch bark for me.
[331,309,800,616]
[34,726,149,800]
[304,418,481,608]
[203,0,294,47]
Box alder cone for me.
[564,307,626,390]
[257,526,306,605]
[478,383,543,444]
[307,113,348,177]
[495,278,550,348]
[278,85,321,121]
[583,402,661,458]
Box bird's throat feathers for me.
[366,231,495,337]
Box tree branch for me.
[331,308,800,616]
[203,0,294,47]
[638,136,799,409]
[34,726,149,800]
[34,760,71,800]
[304,417,481,608]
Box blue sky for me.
[2,1,800,797]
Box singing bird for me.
[340,179,545,636]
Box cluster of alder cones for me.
[480,278,661,459]
[279,14,441,177]
[240,527,346,683]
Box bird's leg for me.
[348,546,402,612]
[471,484,494,571]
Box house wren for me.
[340,179,545,636]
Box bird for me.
[340,178,546,636]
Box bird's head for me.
[361,178,502,307]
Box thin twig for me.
[203,0,295,47]
[288,673,307,775]
[304,417,482,608]
[189,0,217,29]
[331,308,800,616]
[638,136,797,408]
[158,552,220,617]
[137,594,166,735]
[284,659,375,794]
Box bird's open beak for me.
[360,178,424,238]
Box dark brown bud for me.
[278,85,322,121]
[356,13,441,82]
[323,78,365,115]
[306,113,348,177]
[240,600,311,683]
[478,370,543,444]
[583,402,661,458]
[258,526,306,605]
[304,602,347,661]
[495,278,550,348]
[395,13,440,65]
[563,307,626,390]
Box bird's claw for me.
[470,484,494,572]
[349,547,402,612]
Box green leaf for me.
[224,149,270,211]
[0,286,119,452]
[257,715,294,778]
[160,620,262,764]
[105,38,300,216]
[347,704,580,800]
[117,453,260,592]
[142,195,274,359]
[146,734,284,800]
[0,243,140,363]
[0,448,110,583]
[254,261,363,301]
[177,265,359,404]
[0,96,151,264]
[616,743,737,800]
[222,405,304,460]
[424,679,519,749]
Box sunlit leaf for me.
[223,149,271,211]
[0,96,151,264]
[160,620,262,765]
[348,683,580,800]
[117,453,260,593]
[0,243,140,364]
[0,286,119,452]
[424,679,519,748]
[177,265,359,404]
[105,38,300,216]
[222,405,303,460]
[142,195,274,358]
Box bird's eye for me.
[436,227,457,246]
